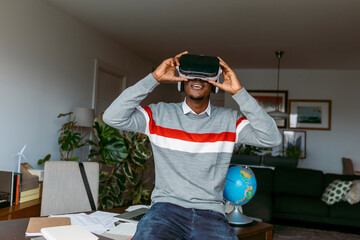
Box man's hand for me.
[152,51,189,83]
[209,57,243,95]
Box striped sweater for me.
[103,73,281,214]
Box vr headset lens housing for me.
[176,55,222,82]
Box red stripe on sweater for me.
[236,116,247,127]
[141,106,236,142]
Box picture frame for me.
[289,100,332,130]
[283,130,306,159]
[248,90,288,128]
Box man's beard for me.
[189,95,205,101]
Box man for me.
[103,51,281,239]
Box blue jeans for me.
[132,202,237,240]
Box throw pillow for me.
[343,180,360,205]
[321,180,352,205]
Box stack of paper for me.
[41,225,98,240]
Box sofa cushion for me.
[243,192,272,222]
[274,196,328,217]
[329,201,360,221]
[321,180,352,205]
[344,180,360,205]
[250,167,273,194]
[273,167,324,198]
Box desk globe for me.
[223,165,257,225]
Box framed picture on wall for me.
[283,130,306,159]
[289,100,332,130]
[248,90,288,128]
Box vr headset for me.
[176,54,222,93]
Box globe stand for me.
[226,204,253,225]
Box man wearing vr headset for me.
[103,51,281,239]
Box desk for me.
[233,221,274,240]
[0,218,113,240]
[0,199,41,221]
[0,208,273,240]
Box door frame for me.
[92,58,127,115]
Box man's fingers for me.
[175,51,188,58]
[218,57,230,69]
[208,80,221,88]
[169,58,175,67]
[174,51,189,66]
[173,76,188,82]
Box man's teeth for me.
[192,83,203,89]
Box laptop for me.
[114,207,148,223]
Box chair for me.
[342,157,355,175]
[41,161,99,216]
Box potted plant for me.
[38,112,87,165]
[88,119,153,209]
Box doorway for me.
[92,58,127,118]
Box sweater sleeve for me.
[232,88,282,147]
[102,73,159,134]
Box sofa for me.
[241,166,360,227]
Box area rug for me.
[274,225,360,240]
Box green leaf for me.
[131,155,146,166]
[102,197,114,210]
[110,183,121,197]
[115,174,127,191]
[67,156,79,161]
[113,195,123,206]
[99,185,110,199]
[57,112,72,118]
[99,171,110,183]
[123,160,133,180]
[37,154,51,165]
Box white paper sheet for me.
[50,211,119,235]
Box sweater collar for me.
[182,98,211,116]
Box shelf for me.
[0,198,41,221]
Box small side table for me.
[233,221,274,240]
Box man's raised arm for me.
[210,57,282,147]
[102,52,188,133]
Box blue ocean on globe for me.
[223,166,257,205]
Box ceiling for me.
[45,0,360,69]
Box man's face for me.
[184,79,212,101]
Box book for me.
[26,217,71,237]
[20,187,40,197]
[27,169,44,182]
[12,172,22,205]
[20,192,40,203]
[21,174,40,191]
[20,162,34,175]
[0,171,13,206]
[41,225,98,240]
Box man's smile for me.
[190,80,206,90]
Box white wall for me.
[0,0,153,171]
[225,69,360,174]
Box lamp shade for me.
[71,107,95,127]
